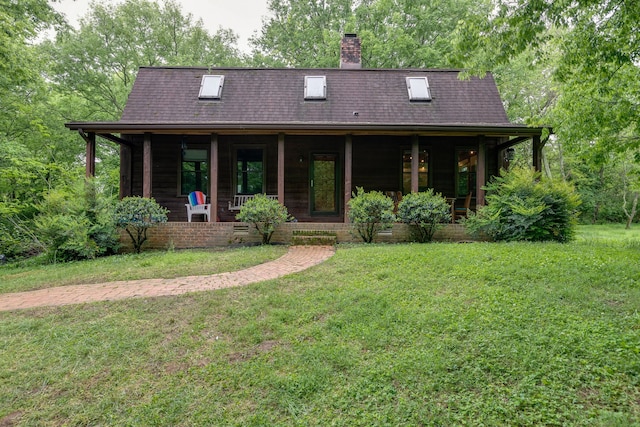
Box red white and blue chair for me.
[185,191,211,222]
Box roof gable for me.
[120,67,511,127]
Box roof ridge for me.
[137,66,472,73]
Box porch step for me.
[291,230,337,246]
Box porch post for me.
[476,136,486,207]
[278,133,285,205]
[85,132,96,178]
[344,134,353,222]
[143,132,152,198]
[210,133,218,222]
[533,134,542,172]
[120,142,132,199]
[411,135,419,193]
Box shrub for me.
[465,167,581,242]
[0,206,40,260]
[115,196,168,253]
[235,194,291,244]
[347,187,396,243]
[34,179,120,263]
[397,190,452,242]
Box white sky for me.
[51,0,270,52]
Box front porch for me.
[80,131,543,225]
[121,222,475,251]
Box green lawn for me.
[577,223,640,245]
[0,245,287,294]
[1,227,639,425]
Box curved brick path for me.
[0,246,335,312]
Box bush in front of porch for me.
[235,194,292,245]
[465,167,581,242]
[115,196,169,253]
[348,187,396,243]
[397,190,452,242]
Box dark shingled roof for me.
[119,67,512,127]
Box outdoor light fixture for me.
[506,147,515,161]
[299,154,304,163]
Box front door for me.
[311,153,339,215]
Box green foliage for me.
[397,190,452,242]
[0,0,60,136]
[465,167,581,242]
[252,0,488,68]
[47,0,243,120]
[454,0,640,152]
[114,196,168,253]
[347,187,395,243]
[235,194,291,244]
[33,179,120,263]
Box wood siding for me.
[126,133,501,222]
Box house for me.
[66,35,545,246]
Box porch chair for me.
[185,191,211,222]
[454,192,472,222]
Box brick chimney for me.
[340,34,361,69]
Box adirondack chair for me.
[185,191,211,222]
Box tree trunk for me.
[557,139,567,181]
[623,191,639,229]
[542,149,552,179]
[593,166,605,224]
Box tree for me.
[453,0,640,152]
[0,0,61,135]
[46,0,244,120]
[251,0,488,68]
[114,197,168,253]
[621,156,640,229]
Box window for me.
[457,149,477,197]
[181,149,209,195]
[406,77,431,101]
[199,75,224,99]
[304,76,327,100]
[402,149,428,194]
[236,148,264,194]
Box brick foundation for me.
[119,222,476,251]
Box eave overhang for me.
[66,121,545,138]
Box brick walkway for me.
[0,246,335,312]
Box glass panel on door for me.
[311,154,338,214]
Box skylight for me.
[199,75,224,99]
[304,76,327,100]
[406,77,431,101]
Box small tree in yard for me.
[114,197,168,253]
[348,187,396,243]
[236,194,291,244]
[397,190,451,242]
